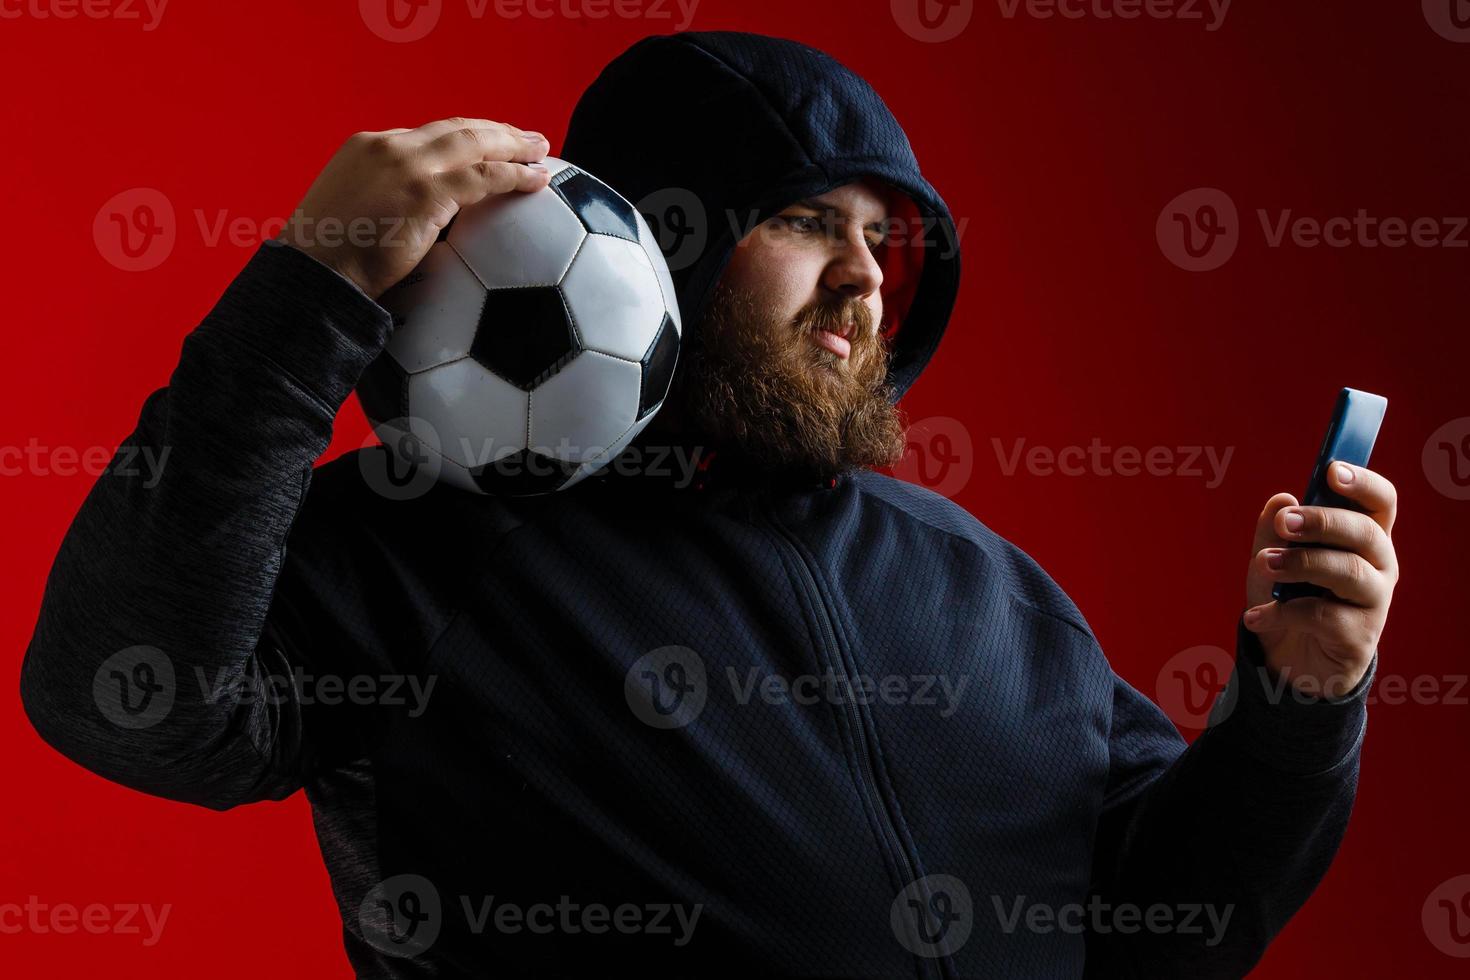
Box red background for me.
[3,1,1467,975]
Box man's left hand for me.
[1243,461,1399,699]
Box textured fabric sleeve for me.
[1083,615,1376,977]
[19,239,394,810]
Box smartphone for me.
[1272,387,1388,602]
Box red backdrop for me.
[3,1,1467,975]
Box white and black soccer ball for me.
[356,156,681,496]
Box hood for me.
[561,30,963,406]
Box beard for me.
[656,280,910,484]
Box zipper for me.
[759,501,946,980]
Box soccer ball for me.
[355,155,681,496]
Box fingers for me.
[1242,598,1377,661]
[410,117,549,168]
[1246,493,1297,606]
[1273,500,1396,571]
[1326,460,1398,534]
[432,159,551,211]
[1253,544,1388,607]
[1251,492,1299,555]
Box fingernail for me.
[526,162,548,171]
[1266,549,1285,570]
[522,131,545,141]
[1335,462,1354,484]
[1284,511,1304,533]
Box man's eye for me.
[786,215,822,234]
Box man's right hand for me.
[277,117,552,300]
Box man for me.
[20,31,1396,978]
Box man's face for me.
[662,179,909,482]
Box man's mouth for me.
[812,322,854,359]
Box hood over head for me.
[562,30,962,406]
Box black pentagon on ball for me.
[470,447,581,496]
[470,286,581,391]
[355,352,409,424]
[637,312,680,422]
[551,168,642,243]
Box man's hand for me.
[1243,461,1399,699]
[277,117,552,300]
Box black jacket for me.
[20,31,1374,979]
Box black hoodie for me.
[20,30,1373,979]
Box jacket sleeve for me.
[1083,615,1376,978]
[18,239,395,811]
